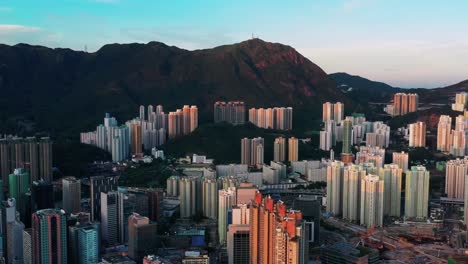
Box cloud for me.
[0,25,41,35]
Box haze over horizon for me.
[1,0,467,88]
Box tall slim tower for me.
[360,174,384,228]
[32,209,68,264]
[202,179,218,219]
[379,164,402,217]
[182,105,191,135]
[218,187,237,245]
[90,176,118,221]
[63,177,81,214]
[392,151,409,172]
[139,105,145,121]
[273,137,286,162]
[288,137,299,162]
[342,118,353,154]
[100,191,120,245]
[326,161,345,216]
[8,168,30,221]
[38,137,53,182]
[131,122,142,155]
[405,166,430,219]
[190,105,198,132]
[241,138,251,165]
[409,122,426,147]
[342,165,366,222]
[333,102,344,124]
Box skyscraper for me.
[248,107,293,130]
[31,180,54,212]
[334,102,344,124]
[273,137,286,162]
[214,101,246,125]
[139,105,145,121]
[182,105,191,135]
[218,187,237,245]
[249,193,308,264]
[452,92,468,112]
[392,151,409,172]
[190,105,198,132]
[409,122,426,147]
[1,199,24,264]
[320,130,332,151]
[227,204,250,264]
[360,174,384,228]
[326,161,345,216]
[131,122,142,155]
[90,176,118,221]
[100,191,120,245]
[32,209,68,264]
[408,93,419,113]
[77,226,100,264]
[8,168,30,222]
[322,102,334,122]
[179,177,198,218]
[342,118,353,154]
[63,177,81,214]
[0,136,53,184]
[288,137,299,162]
[342,165,366,222]
[68,222,100,264]
[379,164,402,217]
[128,213,158,261]
[241,137,264,167]
[405,166,430,219]
[7,220,24,264]
[437,115,452,152]
[202,179,218,219]
[38,137,53,182]
[445,158,468,199]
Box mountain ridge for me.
[0,38,352,137]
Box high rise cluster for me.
[81,105,198,161]
[327,160,428,226]
[452,92,468,112]
[408,121,426,147]
[250,192,311,264]
[273,137,299,163]
[214,101,246,125]
[0,136,53,183]
[248,107,293,130]
[322,102,344,123]
[437,114,468,156]
[320,107,390,154]
[241,137,265,168]
[391,93,419,116]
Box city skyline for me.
[0,1,467,87]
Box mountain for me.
[329,72,400,103]
[419,79,468,104]
[0,39,352,137]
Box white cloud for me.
[0,25,41,34]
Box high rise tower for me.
[32,209,68,264]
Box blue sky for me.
[0,0,467,88]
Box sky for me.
[0,0,467,88]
